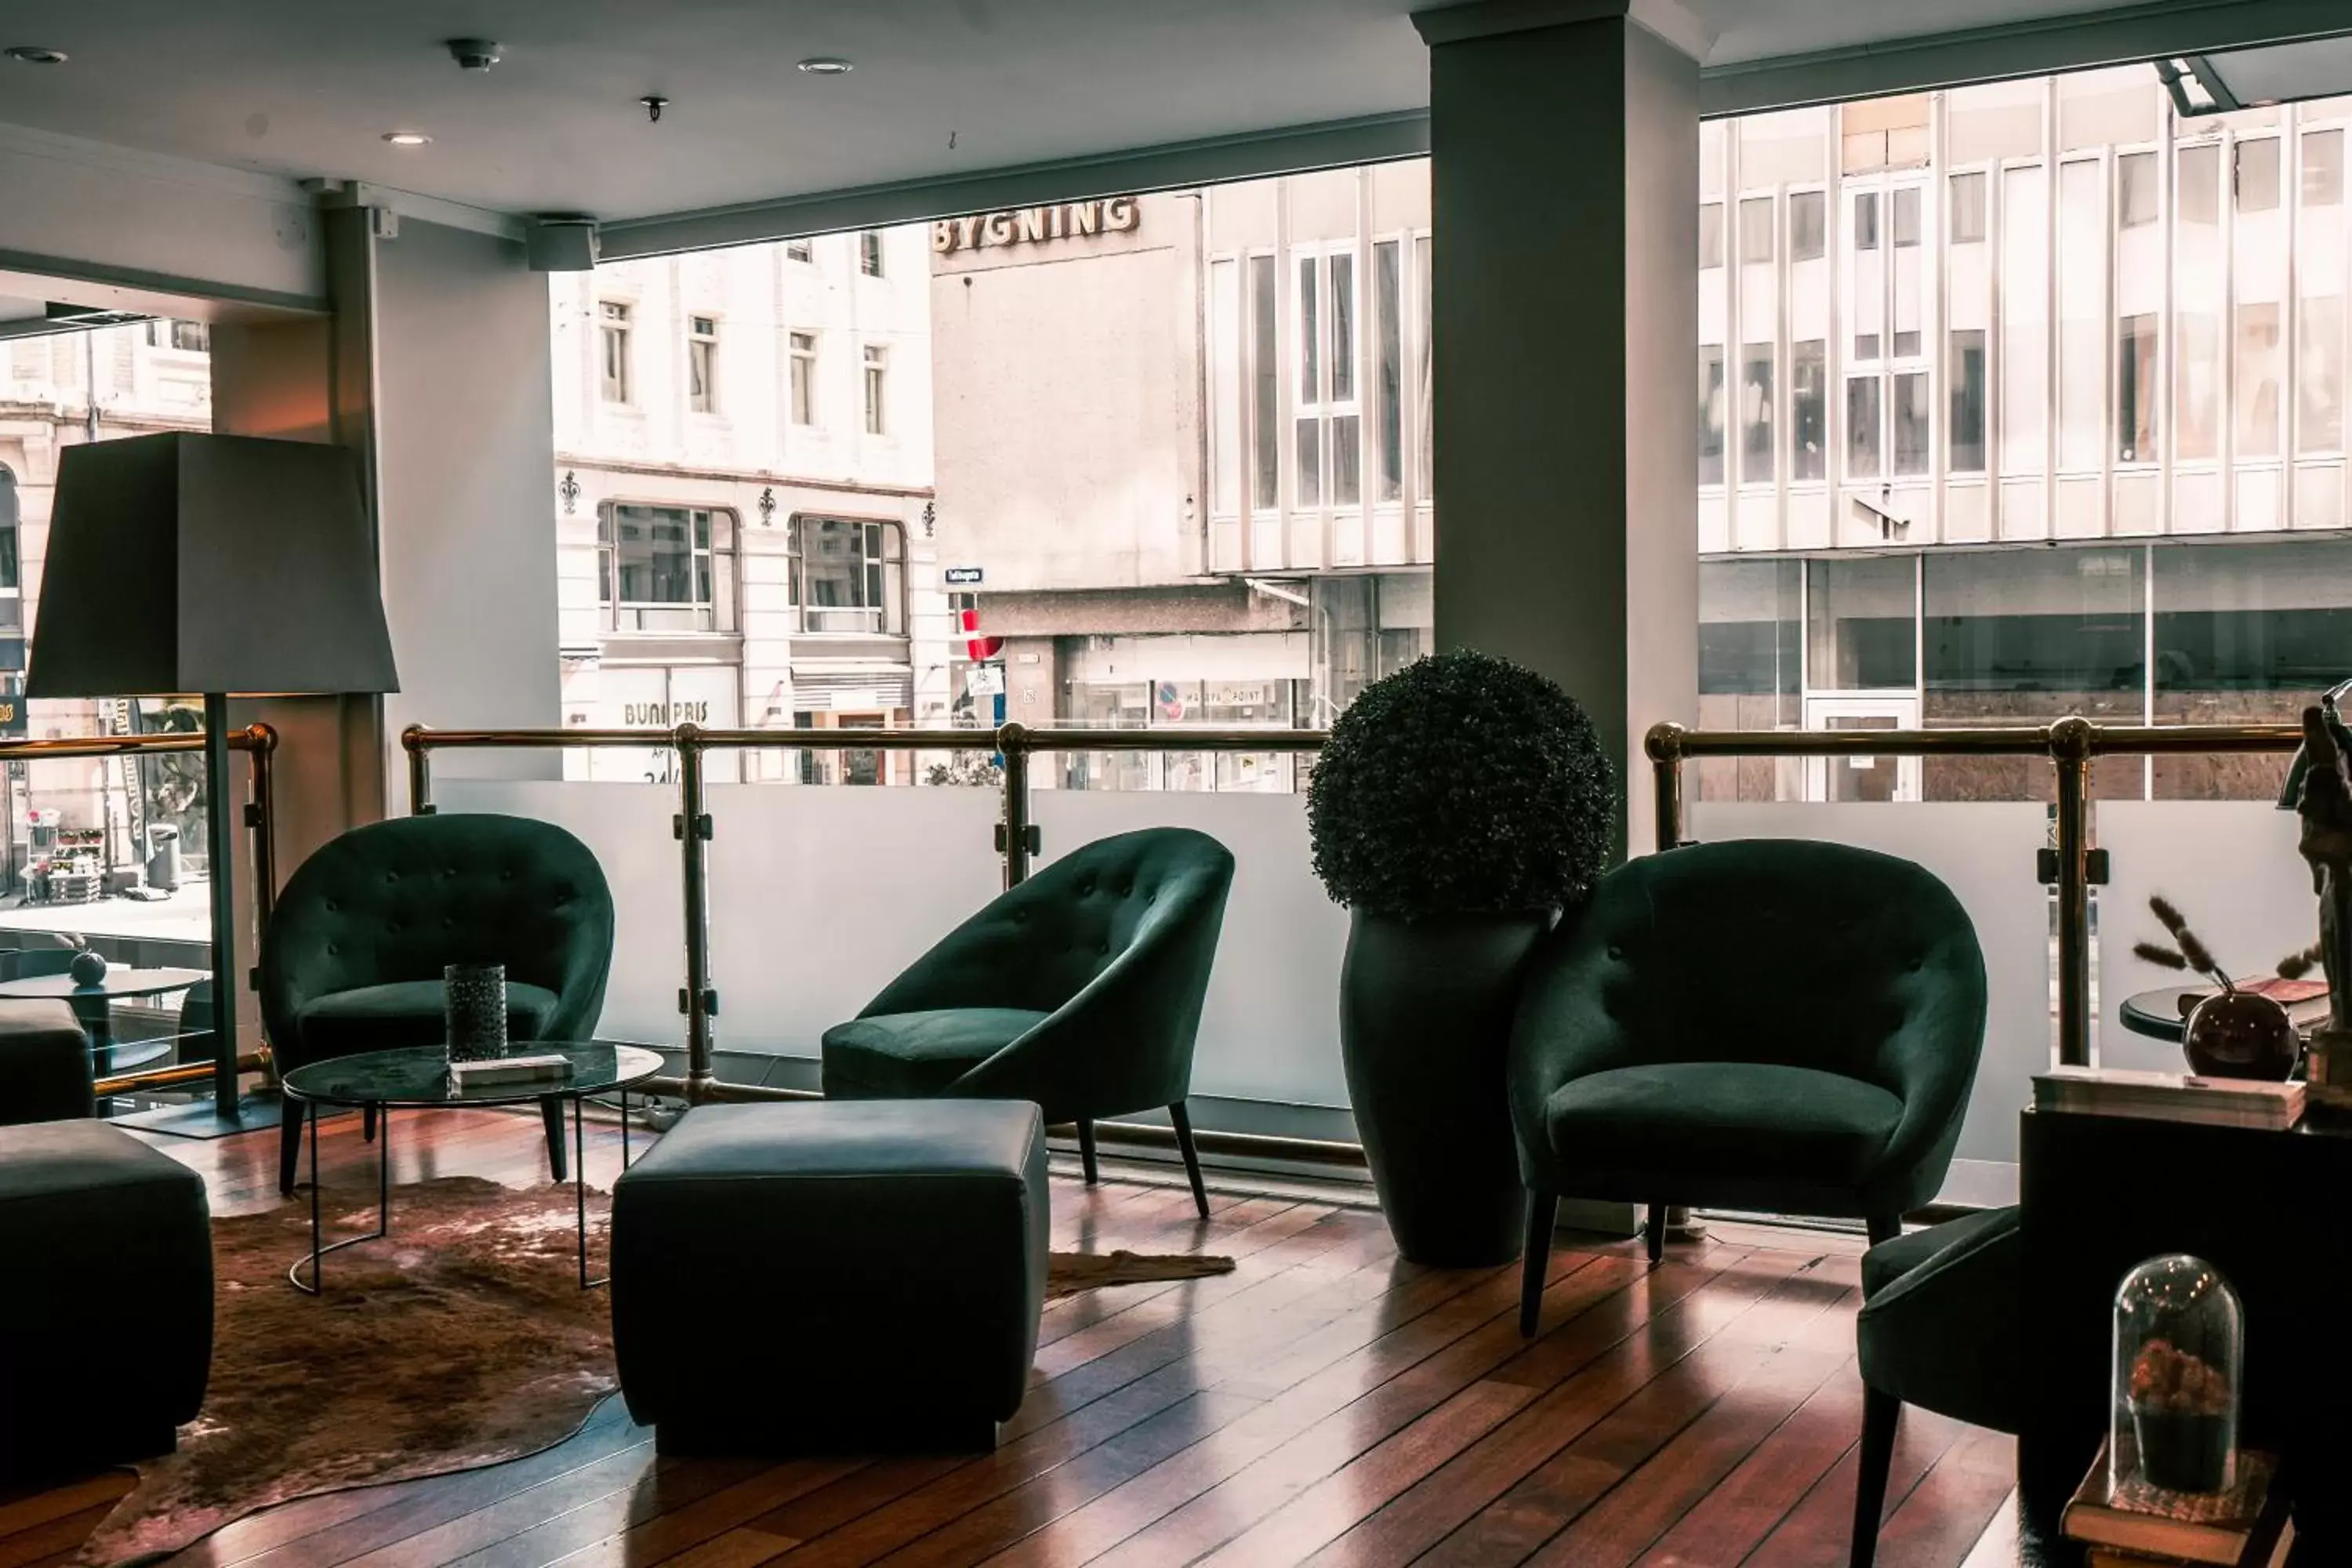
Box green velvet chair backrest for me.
[260,812,615,1073]
[1511,838,1987,1182]
[857,826,1236,1121]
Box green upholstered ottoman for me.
[0,1000,93,1125]
[610,1099,1047,1453]
[0,1120,212,1479]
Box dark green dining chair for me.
[260,812,615,1196]
[1512,838,1987,1336]
[821,826,1236,1217]
[1852,1206,2022,1567]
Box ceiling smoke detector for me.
[445,38,503,71]
[641,95,669,123]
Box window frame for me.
[788,330,818,427]
[862,342,888,437]
[687,314,720,416]
[598,300,634,405]
[786,512,909,635]
[593,501,738,633]
[858,230,885,277]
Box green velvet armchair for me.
[1512,838,1987,1334]
[1851,1205,2021,1568]
[822,826,1235,1217]
[260,812,615,1196]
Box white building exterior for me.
[551,226,949,783]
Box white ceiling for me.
[0,0,2299,225]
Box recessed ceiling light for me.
[797,56,853,75]
[382,131,432,147]
[5,45,67,65]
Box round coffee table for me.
[279,1041,663,1294]
[0,964,207,1079]
[2118,986,2205,1046]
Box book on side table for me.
[2063,1441,2293,1566]
[2034,1066,2304,1131]
[447,1053,575,1089]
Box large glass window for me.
[1374,238,1404,503]
[1791,191,1827,261]
[789,515,905,634]
[2118,314,2159,463]
[1697,559,1801,801]
[2058,160,2105,470]
[1793,340,1828,481]
[2299,129,2346,455]
[687,315,717,414]
[2176,143,2223,463]
[1741,343,1774,481]
[1847,376,1883,478]
[1893,371,1930,475]
[1250,254,1278,510]
[1740,197,1776,264]
[599,302,632,405]
[2154,539,2352,797]
[597,503,736,632]
[2002,164,2049,474]
[1699,347,1726,485]
[789,332,817,426]
[1923,547,2144,799]
[1210,260,1240,514]
[2238,303,2284,456]
[1807,555,1915,691]
[1949,329,1987,473]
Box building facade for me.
[1699,69,2352,801]
[929,167,1435,789]
[551,226,950,783]
[0,321,212,881]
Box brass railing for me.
[1646,717,2308,1069]
[402,721,1329,1105]
[0,725,279,1101]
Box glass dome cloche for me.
[2111,1254,2244,1498]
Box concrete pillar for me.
[1417,1,1701,858]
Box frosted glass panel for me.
[2096,802,2317,1074]
[702,785,1004,1058]
[434,782,686,1047]
[1690,803,2052,1200]
[1033,790,1349,1107]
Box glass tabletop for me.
[280,1042,665,1109]
[0,966,209,1000]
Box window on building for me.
[1699,203,1725,269]
[687,315,718,414]
[1808,554,1916,690]
[1847,376,1883,478]
[2058,159,2104,470]
[2238,303,2284,456]
[596,503,735,632]
[2177,143,2224,463]
[1949,173,1987,245]
[1792,340,1827,481]
[1210,259,1240,514]
[2118,151,2160,228]
[1893,369,1931,474]
[1890,187,1924,357]
[1739,197,1775,264]
[145,320,210,352]
[1699,347,1726,486]
[858,230,884,277]
[1415,232,1432,498]
[789,515,905,634]
[785,238,814,263]
[1291,248,1361,510]
[1294,254,1323,506]
[1250,253,1279,510]
[2238,139,2281,213]
[2118,314,2159,463]
[2300,129,2346,455]
[1949,329,1987,473]
[1740,343,1774,481]
[1374,238,1404,503]
[2310,129,2347,207]
[2180,143,2223,226]
[1790,191,1827,262]
[1854,190,1881,251]
[599,302,632,404]
[789,331,817,426]
[2002,163,2049,474]
[862,343,888,436]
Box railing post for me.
[242,724,281,1087]
[403,725,434,815]
[2049,716,2096,1068]
[998,721,1033,888]
[1644,722,1688,854]
[676,723,717,1102]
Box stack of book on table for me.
[2063,1443,2293,1566]
[2034,1065,2304,1131]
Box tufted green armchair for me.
[1512,838,1987,1335]
[822,827,1235,1217]
[260,813,615,1196]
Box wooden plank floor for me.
[0,1109,2024,1567]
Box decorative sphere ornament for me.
[68,949,107,986]
[2183,990,2298,1080]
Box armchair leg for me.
[1168,1102,1210,1219]
[362,1105,378,1144]
[278,1105,306,1196]
[1867,1212,1902,1247]
[540,1097,569,1182]
[1849,1385,1900,1568]
[1644,1203,1666,1265]
[1520,1190,1557,1338]
[1076,1120,1098,1186]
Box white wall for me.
[374,219,560,779]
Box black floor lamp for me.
[26,433,398,1130]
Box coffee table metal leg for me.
[290,1098,394,1295]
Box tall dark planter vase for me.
[1341,907,1550,1267]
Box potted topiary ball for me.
[1308,648,1613,1265]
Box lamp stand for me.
[203,691,240,1120]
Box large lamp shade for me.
[27,433,397,700]
[25,431,397,1131]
